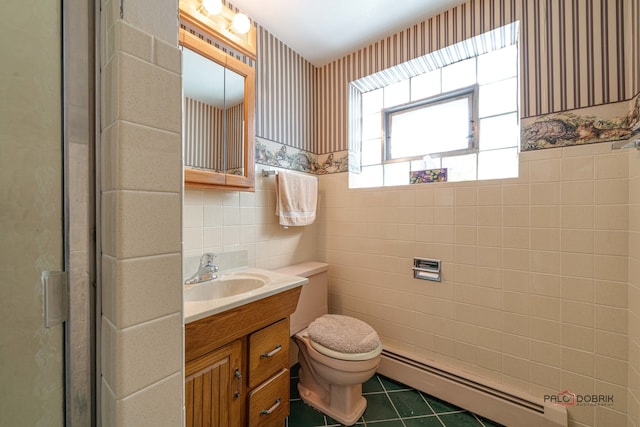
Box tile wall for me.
[181,144,637,427]
[628,148,640,427]
[183,166,322,271]
[319,144,634,427]
[99,0,183,425]
[627,1,640,422]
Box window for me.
[349,22,520,189]
[384,86,477,161]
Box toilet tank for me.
[276,262,329,336]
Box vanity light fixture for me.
[231,13,251,35]
[198,0,251,35]
[180,0,257,59]
[200,0,222,15]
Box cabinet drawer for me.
[247,368,289,427]
[248,319,289,388]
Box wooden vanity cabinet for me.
[185,287,301,427]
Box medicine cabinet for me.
[179,0,256,190]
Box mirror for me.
[183,47,245,175]
[179,28,255,190]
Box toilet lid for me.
[307,314,381,360]
[309,337,382,361]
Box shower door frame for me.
[62,0,97,425]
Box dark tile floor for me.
[287,364,504,427]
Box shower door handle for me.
[42,271,68,327]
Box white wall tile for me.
[120,0,178,45]
[100,9,183,426]
[317,149,634,411]
[102,253,182,328]
[101,313,182,398]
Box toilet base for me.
[297,378,367,426]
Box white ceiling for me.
[229,0,466,66]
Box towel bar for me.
[611,138,640,150]
[261,169,277,177]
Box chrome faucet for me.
[184,253,219,285]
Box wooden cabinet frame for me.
[179,8,256,191]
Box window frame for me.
[382,84,479,164]
[348,21,521,189]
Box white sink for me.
[183,268,308,323]
[184,277,265,301]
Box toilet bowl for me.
[293,315,381,425]
[276,262,382,426]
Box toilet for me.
[276,262,382,426]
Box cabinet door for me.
[185,340,243,427]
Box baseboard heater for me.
[378,348,567,427]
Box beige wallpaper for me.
[255,26,317,152]
[314,0,634,155]
[184,97,224,170]
[184,97,244,171]
[251,0,635,156]
[631,0,640,96]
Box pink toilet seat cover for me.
[307,314,380,355]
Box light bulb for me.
[231,13,251,35]
[201,0,222,15]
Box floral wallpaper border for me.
[521,93,640,151]
[257,93,640,176]
[256,136,348,175]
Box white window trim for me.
[382,84,479,163]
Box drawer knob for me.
[260,398,281,416]
[260,344,282,359]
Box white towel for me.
[275,171,318,226]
